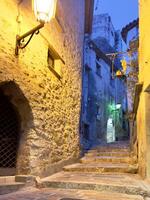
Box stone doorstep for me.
[0,175,36,184]
[0,175,37,195]
[0,176,15,184]
[15,175,37,186]
[0,182,25,195]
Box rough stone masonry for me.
[0,0,85,177]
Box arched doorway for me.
[0,90,20,175]
[0,81,33,175]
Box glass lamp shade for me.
[33,0,56,23]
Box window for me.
[48,51,55,69]
[96,62,101,77]
[47,46,65,80]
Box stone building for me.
[121,19,139,113]
[136,0,150,178]
[0,0,94,177]
[121,3,150,179]
[81,14,128,148]
[121,19,139,169]
[92,13,116,47]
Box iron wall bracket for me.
[15,22,44,55]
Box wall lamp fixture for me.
[15,0,57,55]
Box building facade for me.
[92,14,116,48]
[121,19,139,113]
[0,0,92,177]
[136,0,150,178]
[121,19,139,169]
[81,14,128,148]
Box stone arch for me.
[0,81,34,175]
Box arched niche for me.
[0,81,34,175]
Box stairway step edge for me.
[40,180,140,187]
[0,182,25,186]
[86,152,131,154]
[38,181,148,197]
[0,182,25,195]
[81,156,131,159]
[64,163,137,167]
[0,176,15,183]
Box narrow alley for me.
[0,0,150,199]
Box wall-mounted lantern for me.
[116,70,126,80]
[15,0,57,55]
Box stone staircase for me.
[63,144,138,174]
[1,143,150,199]
[38,143,150,199]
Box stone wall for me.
[137,0,150,178]
[127,39,139,113]
[92,14,116,48]
[82,36,113,145]
[0,0,85,177]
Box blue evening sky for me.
[95,0,139,30]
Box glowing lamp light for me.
[34,0,56,23]
[116,70,122,77]
[121,59,127,72]
[15,0,57,55]
[116,104,121,109]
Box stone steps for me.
[0,182,25,195]
[0,187,145,200]
[80,155,136,164]
[39,172,150,197]
[80,144,138,173]
[63,163,138,173]
[91,141,130,149]
[0,176,25,195]
[88,147,130,153]
[37,143,149,199]
[85,151,131,157]
[0,175,36,195]
[0,176,15,183]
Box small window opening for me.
[96,63,101,77]
[48,51,55,69]
[47,47,65,80]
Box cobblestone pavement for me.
[0,187,144,200]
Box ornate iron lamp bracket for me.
[15,22,44,55]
